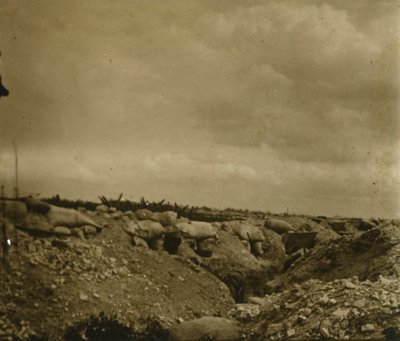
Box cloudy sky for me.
[0,0,399,218]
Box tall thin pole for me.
[13,141,18,199]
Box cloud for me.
[0,0,398,218]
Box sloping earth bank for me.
[0,203,399,340]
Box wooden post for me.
[13,141,19,199]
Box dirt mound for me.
[0,214,234,340]
[1,202,399,340]
[264,224,400,294]
[244,275,400,340]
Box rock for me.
[53,226,72,236]
[267,323,284,335]
[319,295,329,305]
[300,308,312,317]
[229,304,260,321]
[109,207,117,213]
[332,308,350,319]
[344,280,356,289]
[361,324,375,332]
[287,328,296,337]
[168,317,242,341]
[353,298,366,308]
[320,327,330,338]
[79,293,88,301]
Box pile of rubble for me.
[238,275,400,340]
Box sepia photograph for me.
[0,1,399,340]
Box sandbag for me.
[176,221,217,240]
[123,220,139,235]
[0,200,28,223]
[132,236,149,248]
[123,220,165,240]
[82,225,97,235]
[150,211,178,226]
[168,317,242,341]
[240,239,251,252]
[235,224,265,242]
[46,205,102,229]
[22,197,51,214]
[134,209,153,220]
[197,237,216,257]
[264,218,294,234]
[95,204,109,213]
[251,241,264,256]
[21,213,53,234]
[53,226,72,236]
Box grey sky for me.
[0,0,399,218]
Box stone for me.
[319,295,329,305]
[344,280,356,289]
[267,323,284,335]
[333,308,350,319]
[79,293,88,301]
[229,304,260,321]
[361,324,375,332]
[329,298,337,305]
[287,328,296,337]
[353,298,366,309]
[320,327,330,338]
[300,308,312,317]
